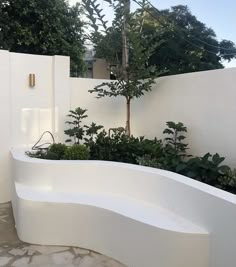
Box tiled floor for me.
[0,202,126,267]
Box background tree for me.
[0,0,85,76]
[83,0,159,136]
[141,5,236,75]
[93,3,236,76]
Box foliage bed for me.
[27,107,236,195]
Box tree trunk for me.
[122,0,130,136]
[122,0,130,76]
[126,98,131,137]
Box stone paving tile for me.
[0,202,126,267]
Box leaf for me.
[212,153,225,165]
[219,165,231,174]
[163,129,174,135]
[202,153,211,161]
[176,163,187,172]
[103,0,112,4]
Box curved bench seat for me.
[11,148,216,267]
[15,182,207,234]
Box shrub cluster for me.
[27,107,236,194]
[27,143,89,160]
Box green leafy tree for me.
[0,0,85,76]
[136,5,236,75]
[93,4,236,76]
[83,0,159,136]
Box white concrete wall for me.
[53,56,70,142]
[133,68,236,167]
[70,78,125,130]
[10,52,54,147]
[70,68,236,166]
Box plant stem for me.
[126,98,131,137]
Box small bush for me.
[48,143,67,160]
[88,130,163,164]
[179,153,230,185]
[217,169,236,194]
[136,154,163,169]
[64,107,88,144]
[63,145,89,160]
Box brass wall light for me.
[29,74,35,88]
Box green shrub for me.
[136,154,163,169]
[163,121,188,157]
[136,122,231,188]
[160,121,190,172]
[179,153,230,185]
[88,130,163,164]
[136,122,190,171]
[64,107,88,144]
[63,145,89,160]
[217,169,236,193]
[26,144,68,160]
[48,143,67,160]
[27,115,236,195]
[43,151,61,160]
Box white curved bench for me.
[10,148,236,267]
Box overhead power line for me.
[132,0,236,56]
[144,0,236,51]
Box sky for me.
[69,0,236,68]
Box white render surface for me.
[0,50,69,202]
[14,149,236,267]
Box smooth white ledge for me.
[11,147,236,205]
[15,182,207,234]
[10,148,236,267]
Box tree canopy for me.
[83,0,159,136]
[92,3,236,76]
[0,0,85,76]
[143,5,236,75]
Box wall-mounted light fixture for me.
[29,74,35,88]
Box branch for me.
[82,0,109,34]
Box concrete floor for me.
[0,202,126,267]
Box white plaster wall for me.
[70,78,125,130]
[53,56,70,142]
[70,68,236,166]
[0,50,70,202]
[10,52,54,147]
[133,68,236,166]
